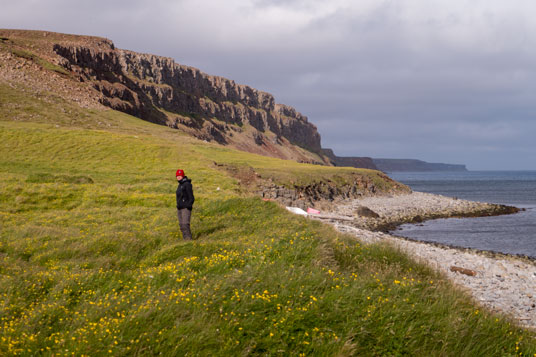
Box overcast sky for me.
[3,0,536,169]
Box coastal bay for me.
[310,192,536,329]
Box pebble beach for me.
[310,192,536,329]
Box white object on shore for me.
[286,207,308,216]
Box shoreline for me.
[308,192,536,329]
[377,203,521,233]
[388,231,536,263]
[333,191,520,232]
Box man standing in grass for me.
[176,169,195,240]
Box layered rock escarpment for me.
[52,40,325,163]
[0,29,382,169]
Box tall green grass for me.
[0,87,535,355]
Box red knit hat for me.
[176,169,185,177]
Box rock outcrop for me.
[215,161,409,209]
[255,173,408,209]
[52,39,325,163]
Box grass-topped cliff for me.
[1,79,536,356]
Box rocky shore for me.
[335,192,519,231]
[309,192,536,329]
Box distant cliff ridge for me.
[322,149,378,170]
[373,159,467,172]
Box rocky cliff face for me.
[257,178,391,209]
[216,162,409,209]
[52,40,324,163]
[0,29,384,169]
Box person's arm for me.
[186,183,195,208]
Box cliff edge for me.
[0,29,327,164]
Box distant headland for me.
[372,159,468,172]
[321,151,468,172]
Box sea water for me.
[388,171,536,258]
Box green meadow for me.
[1,84,535,355]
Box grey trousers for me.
[177,208,192,240]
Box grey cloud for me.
[2,0,536,169]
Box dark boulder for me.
[355,205,380,218]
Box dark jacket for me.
[176,177,194,210]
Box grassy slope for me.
[0,84,535,356]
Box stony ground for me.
[329,191,518,231]
[0,49,103,110]
[310,192,536,329]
